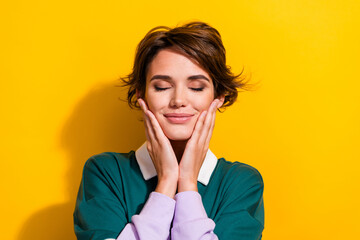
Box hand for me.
[138,98,179,198]
[177,99,221,192]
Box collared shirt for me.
[135,142,218,185]
[74,145,264,240]
[112,143,219,239]
[115,191,216,240]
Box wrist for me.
[177,179,198,193]
[155,177,178,199]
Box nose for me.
[169,86,187,108]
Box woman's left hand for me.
[177,99,221,192]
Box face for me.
[143,47,223,141]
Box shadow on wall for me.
[17,81,145,239]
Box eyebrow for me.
[150,74,210,82]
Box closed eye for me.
[190,87,204,92]
[154,86,170,91]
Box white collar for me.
[135,142,218,186]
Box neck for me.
[170,140,188,162]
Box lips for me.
[163,113,194,124]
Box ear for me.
[216,94,225,108]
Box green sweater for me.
[74,151,264,239]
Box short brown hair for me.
[121,21,251,109]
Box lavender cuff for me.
[116,191,175,240]
[173,191,208,224]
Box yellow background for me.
[1,0,359,239]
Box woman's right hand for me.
[138,98,179,199]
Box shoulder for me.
[213,159,264,218]
[218,159,263,184]
[80,151,137,195]
[82,151,135,179]
[216,158,264,194]
[84,151,134,169]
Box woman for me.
[74,21,264,240]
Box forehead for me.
[146,47,211,80]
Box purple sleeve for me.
[116,191,176,240]
[171,191,218,240]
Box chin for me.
[163,128,193,141]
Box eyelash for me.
[190,88,204,92]
[154,86,204,92]
[154,86,170,91]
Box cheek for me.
[193,95,214,111]
[145,93,164,114]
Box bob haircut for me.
[121,21,251,109]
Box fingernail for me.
[212,100,218,108]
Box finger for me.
[145,109,168,142]
[204,103,217,147]
[189,110,207,143]
[190,99,217,144]
[138,98,151,113]
[199,99,218,144]
[139,99,170,148]
[209,99,218,132]
[138,99,157,143]
[143,111,157,144]
[138,98,165,141]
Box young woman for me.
[74,21,264,240]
